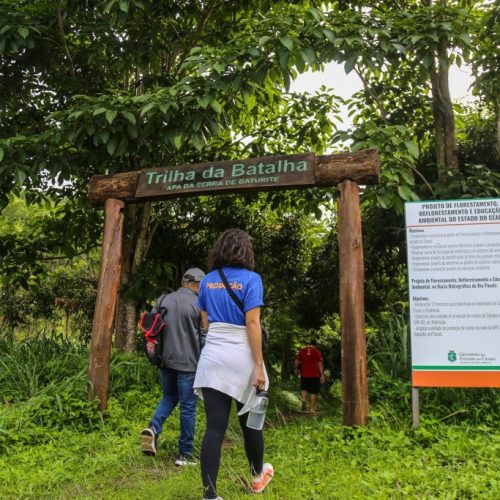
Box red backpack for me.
[139,296,167,367]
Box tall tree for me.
[423,0,462,177]
[471,0,500,159]
[0,0,341,349]
[321,0,478,199]
[1,0,495,352]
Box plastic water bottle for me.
[246,390,268,430]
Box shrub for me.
[0,333,161,453]
[0,334,87,402]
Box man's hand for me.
[320,375,325,384]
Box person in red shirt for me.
[294,340,325,416]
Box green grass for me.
[2,393,499,499]
[1,339,499,499]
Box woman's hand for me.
[245,308,266,390]
[253,363,266,391]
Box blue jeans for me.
[149,367,197,456]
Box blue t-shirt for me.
[196,267,264,326]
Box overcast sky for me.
[290,62,474,126]
[291,62,473,99]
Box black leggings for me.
[201,388,264,499]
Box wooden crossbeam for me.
[88,149,379,204]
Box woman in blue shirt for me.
[194,228,273,500]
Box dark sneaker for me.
[141,428,157,456]
[175,454,197,466]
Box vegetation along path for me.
[1,342,498,499]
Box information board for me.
[405,198,500,387]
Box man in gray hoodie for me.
[141,267,206,465]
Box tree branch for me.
[56,4,75,77]
[355,66,389,124]
[173,0,219,78]
[402,159,434,194]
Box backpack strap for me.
[217,268,244,312]
[154,294,168,314]
[218,268,269,353]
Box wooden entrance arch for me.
[87,149,379,426]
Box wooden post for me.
[88,198,125,411]
[412,387,420,428]
[87,151,380,418]
[338,180,369,426]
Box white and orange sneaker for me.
[252,463,274,493]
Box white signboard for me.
[405,198,500,387]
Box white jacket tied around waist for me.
[193,322,269,415]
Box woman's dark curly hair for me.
[208,228,255,271]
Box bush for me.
[0,333,161,453]
[0,334,87,402]
[109,352,159,395]
[367,307,410,379]
[368,372,500,426]
[366,309,500,426]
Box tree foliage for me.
[1,0,498,364]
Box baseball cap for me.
[182,267,205,282]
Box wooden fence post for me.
[338,180,369,426]
[88,198,125,411]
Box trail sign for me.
[135,153,315,199]
[88,149,380,204]
[87,148,380,427]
